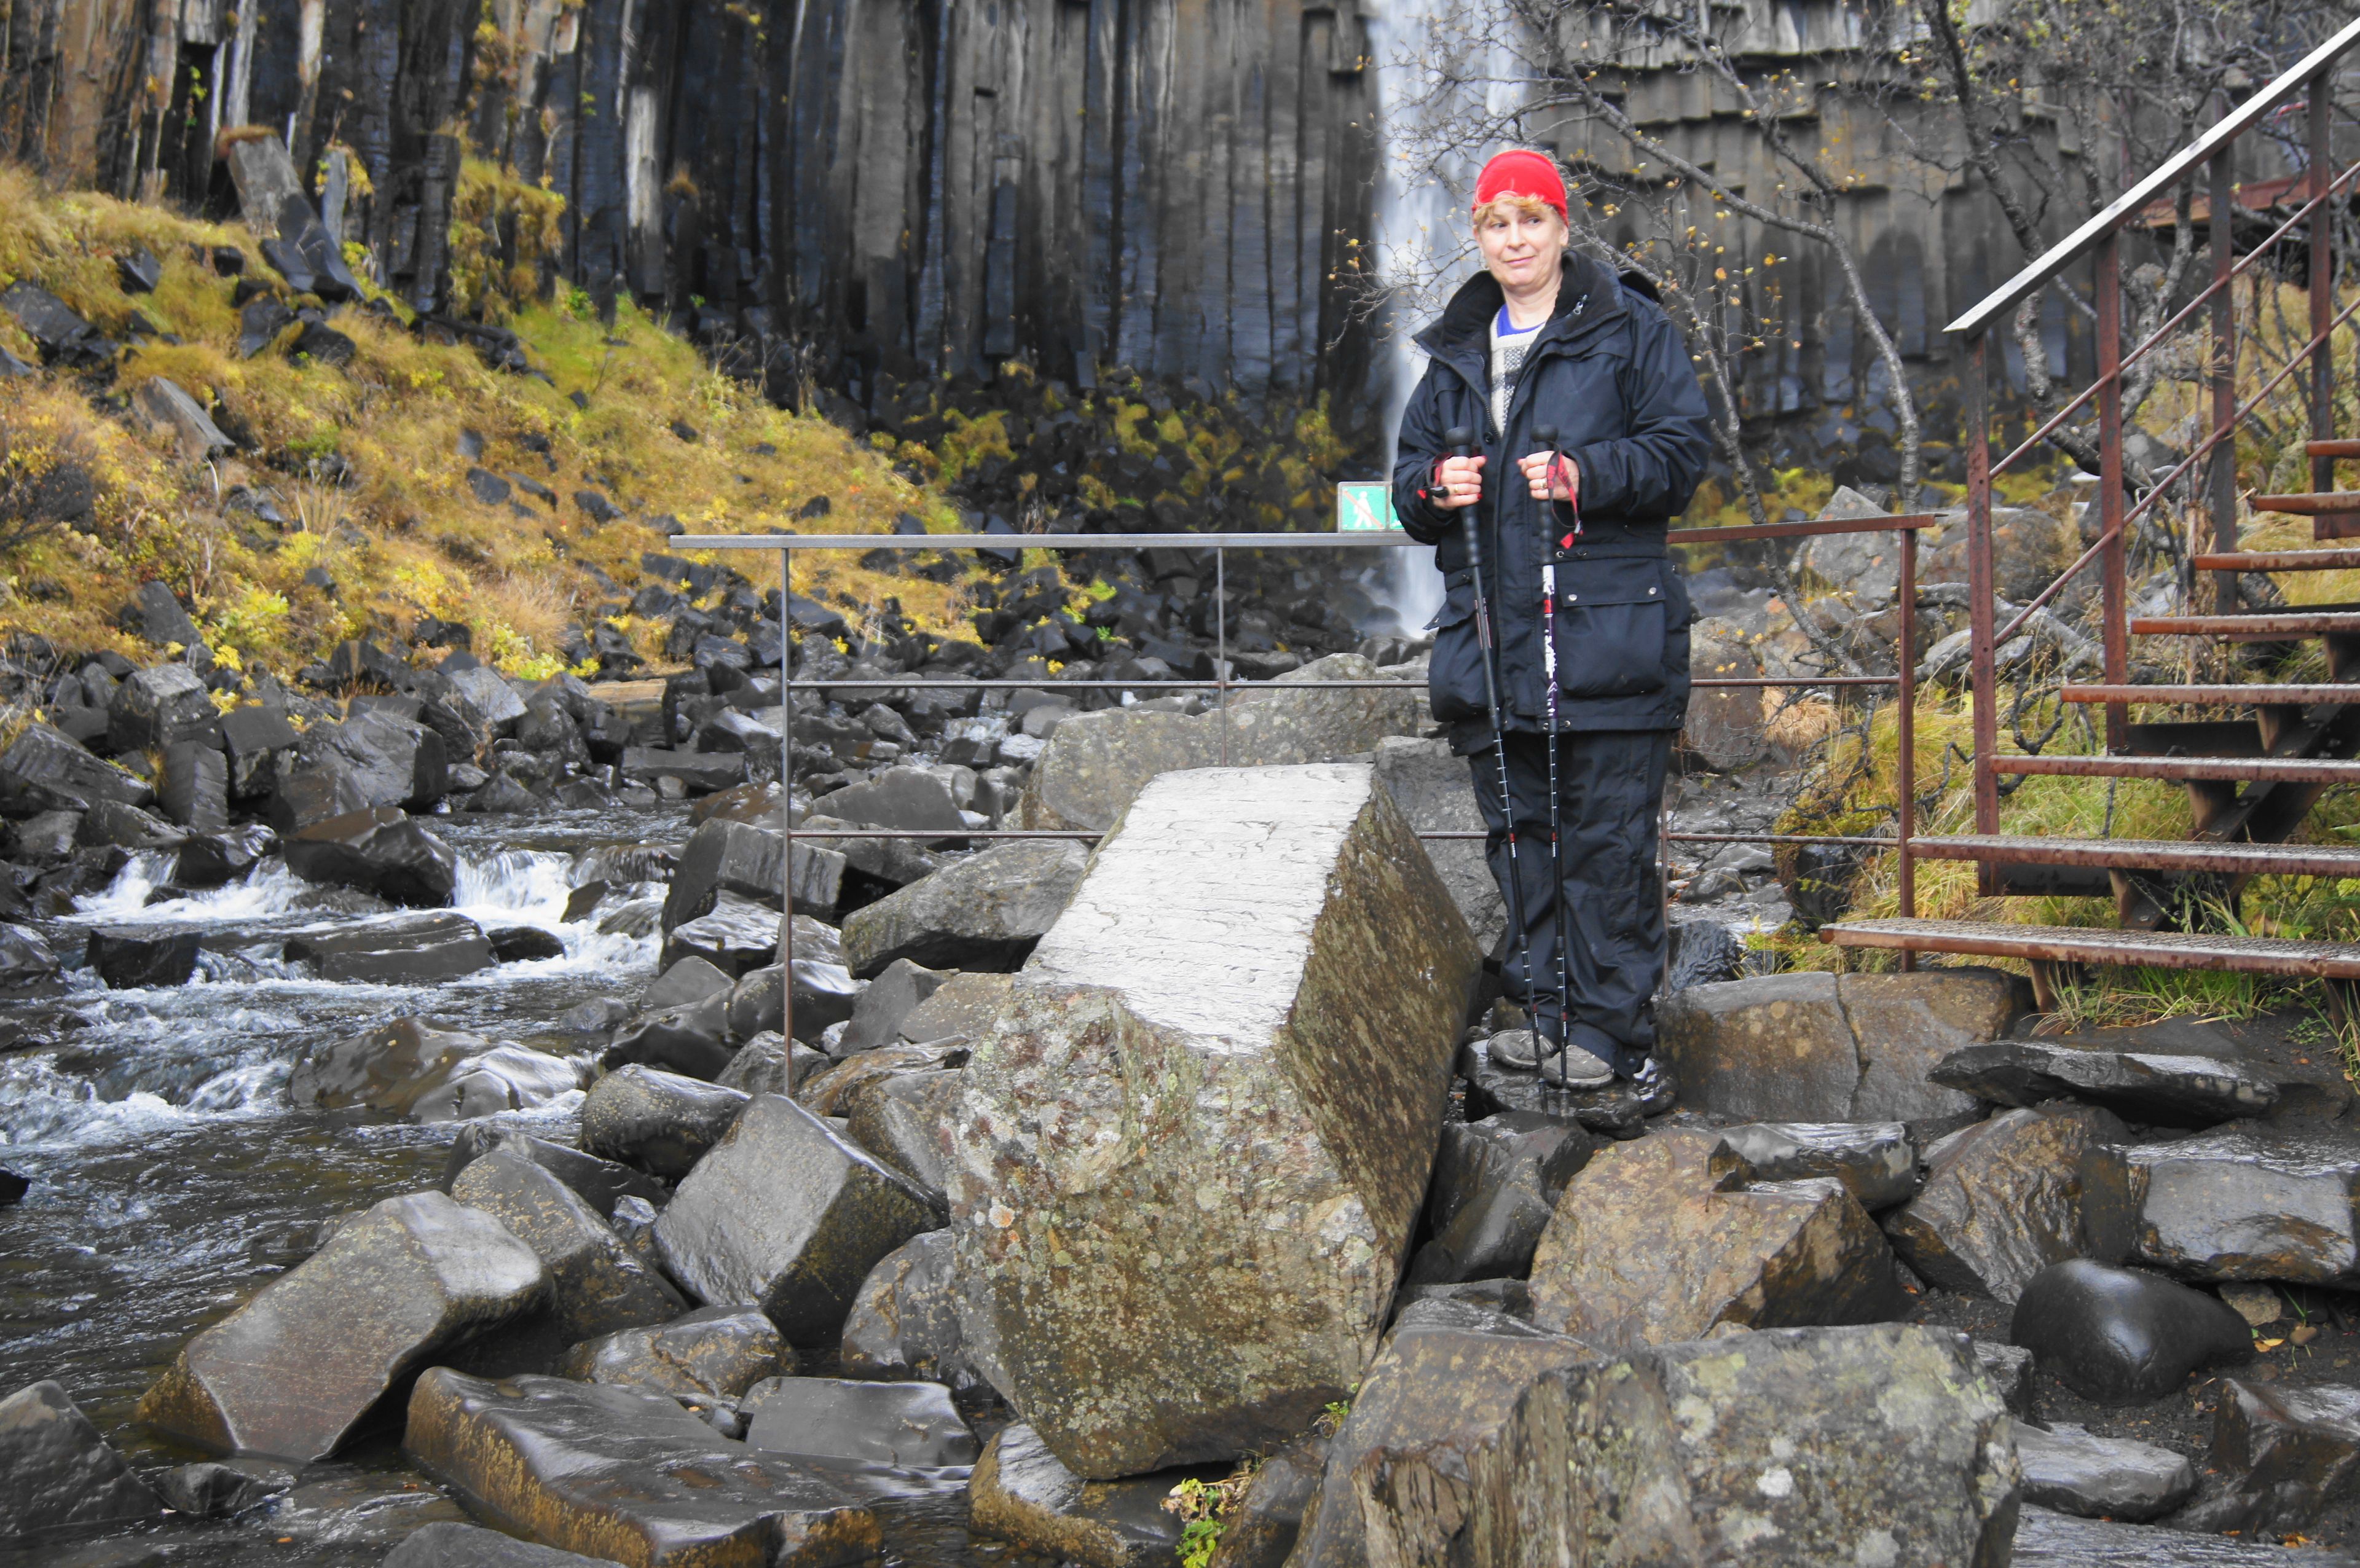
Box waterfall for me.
[1365,0,1519,637]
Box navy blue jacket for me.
[1393,254,1714,746]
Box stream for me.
[0,807,1032,1568]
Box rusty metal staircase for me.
[1821,18,2360,1008]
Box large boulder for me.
[449,1148,685,1344]
[655,1093,942,1344]
[948,763,1481,1476]
[283,807,460,907]
[2123,1127,2360,1284]
[1289,1319,2019,1568]
[839,1230,983,1391]
[741,1376,978,1468]
[2008,1259,2254,1405]
[662,893,787,978]
[1369,735,1503,951]
[108,663,217,752]
[283,912,497,986]
[403,1370,877,1566]
[289,1016,576,1122]
[839,839,1087,977]
[2014,1421,2195,1522]
[1526,1129,1908,1348]
[271,708,448,828]
[1017,654,1426,832]
[661,816,844,936]
[839,1067,961,1194]
[0,1379,164,1541]
[2184,1378,2360,1537]
[1883,1105,2138,1301]
[1720,1119,1920,1210]
[1657,969,2024,1125]
[1933,1038,2279,1127]
[86,925,202,988]
[816,766,965,834]
[1406,1111,1591,1287]
[0,722,156,814]
[137,1191,548,1460]
[602,992,734,1081]
[436,1127,666,1218]
[1680,617,1771,770]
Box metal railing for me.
[1948,17,2360,881]
[677,512,1937,1040]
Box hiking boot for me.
[1629,1056,1678,1116]
[1539,1045,1616,1089]
[1485,1029,1540,1071]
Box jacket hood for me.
[1412,251,1625,359]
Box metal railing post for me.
[2209,144,2238,611]
[2312,76,2337,494]
[1965,331,2000,885]
[2096,232,2129,755]
[1216,546,1230,766]
[780,546,795,1045]
[1897,522,1917,962]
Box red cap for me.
[1472,149,1568,221]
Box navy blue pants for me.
[1466,729,1671,1075]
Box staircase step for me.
[2059,684,2360,706]
[2307,439,2360,459]
[1820,917,2360,978]
[1911,834,2360,877]
[2131,613,2360,638]
[2252,493,2360,516]
[2124,719,2264,757]
[2191,548,2360,571]
[1994,754,2360,783]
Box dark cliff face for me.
[1,0,1383,435]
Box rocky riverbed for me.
[9,559,2360,1568]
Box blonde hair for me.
[1473,194,1564,228]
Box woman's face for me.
[1476,205,1567,292]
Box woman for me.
[1392,149,1712,1099]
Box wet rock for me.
[0,924,56,989]
[1933,1039,2279,1126]
[403,1370,877,1566]
[283,911,494,985]
[1205,1429,1329,1568]
[840,1231,983,1391]
[1680,618,1771,770]
[0,1379,163,1540]
[1527,1129,1908,1348]
[2013,1504,2360,1564]
[1720,1120,1920,1210]
[436,1127,666,1218]
[159,740,230,831]
[727,961,863,1046]
[580,1065,750,1180]
[7,809,79,865]
[840,1067,961,1194]
[663,893,785,978]
[1017,656,1426,834]
[661,816,843,936]
[173,824,275,887]
[451,1148,686,1343]
[486,925,565,964]
[382,1521,629,1566]
[742,1376,978,1468]
[2185,1378,2360,1537]
[0,280,113,366]
[289,1016,575,1121]
[603,992,734,1081]
[2009,1260,2252,1405]
[2013,1420,2194,1522]
[220,705,301,799]
[968,1422,1190,1568]
[445,665,529,732]
[84,925,201,988]
[1405,1112,1591,1287]
[560,1305,794,1401]
[718,1032,820,1097]
[1977,1340,2039,1421]
[836,958,946,1054]
[1656,968,2021,1125]
[283,807,459,907]
[0,1167,26,1205]
[0,722,155,814]
[950,764,1479,1475]
[893,970,1013,1046]
[840,839,1088,977]
[1883,1105,2138,1301]
[657,1093,942,1345]
[273,710,449,826]
[1371,735,1503,952]
[2125,1127,2360,1284]
[817,766,965,834]
[796,1043,956,1119]
[800,813,946,891]
[645,955,734,1012]
[81,796,184,850]
[108,663,216,751]
[137,1191,548,1460]
[154,1456,298,1519]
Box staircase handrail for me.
[1945,12,2360,339]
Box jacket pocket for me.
[1551,557,1670,699]
[1427,580,1487,723]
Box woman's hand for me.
[1431,454,1487,510]
[1518,450,1579,504]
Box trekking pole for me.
[1533,424,1576,1081]
[1441,425,1535,1037]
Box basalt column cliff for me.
[0,0,1382,418]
